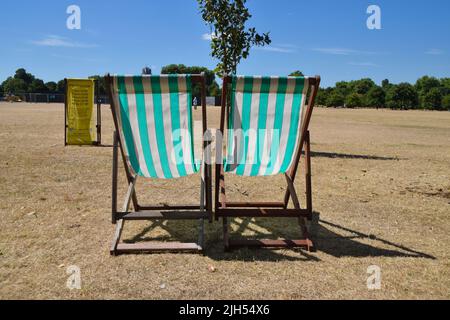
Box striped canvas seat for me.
[110,75,199,179]
[224,75,309,176]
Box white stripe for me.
[257,77,279,175]
[124,77,150,177]
[160,77,180,178]
[141,77,165,178]
[286,77,309,171]
[227,77,245,173]
[270,78,296,174]
[178,77,195,175]
[242,76,262,176]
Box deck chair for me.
[106,74,212,255]
[215,75,321,251]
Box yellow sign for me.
[66,79,95,145]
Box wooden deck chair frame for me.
[106,74,212,255]
[215,75,321,251]
[64,78,102,146]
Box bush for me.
[386,83,418,109]
[422,88,442,110]
[366,86,385,108]
[345,93,363,108]
[442,95,450,111]
[326,91,345,107]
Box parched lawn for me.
[0,103,449,299]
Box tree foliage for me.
[161,64,219,97]
[366,86,385,108]
[345,93,363,108]
[289,70,304,77]
[422,88,442,110]
[197,0,271,76]
[386,83,418,109]
[442,95,450,111]
[317,75,448,110]
[326,91,345,107]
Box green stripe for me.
[279,77,305,173]
[249,77,271,176]
[132,76,157,177]
[235,76,254,175]
[117,76,141,175]
[264,77,288,175]
[168,75,187,177]
[150,76,173,178]
[225,76,237,171]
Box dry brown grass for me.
[0,103,449,299]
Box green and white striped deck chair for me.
[216,75,321,251]
[106,74,212,255]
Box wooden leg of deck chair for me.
[110,219,124,255]
[305,131,313,221]
[286,174,314,252]
[112,131,119,224]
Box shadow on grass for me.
[309,151,402,161]
[315,218,435,259]
[121,212,435,261]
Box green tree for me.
[415,76,441,108]
[352,78,375,95]
[14,68,35,86]
[0,83,4,97]
[440,78,450,96]
[335,81,351,97]
[366,86,386,108]
[208,81,221,97]
[198,0,271,76]
[381,79,390,89]
[326,91,345,107]
[289,70,304,77]
[88,75,107,95]
[2,77,28,95]
[345,93,363,108]
[45,82,58,93]
[57,80,66,93]
[415,76,441,94]
[442,95,450,111]
[423,88,442,110]
[315,88,328,106]
[29,79,47,93]
[386,83,418,110]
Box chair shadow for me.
[309,151,402,161]
[122,218,320,262]
[121,211,435,261]
[313,217,435,259]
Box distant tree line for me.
[315,76,450,111]
[1,68,449,111]
[0,66,219,99]
[0,68,109,98]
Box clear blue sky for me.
[0,0,449,87]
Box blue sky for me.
[0,0,449,87]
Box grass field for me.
[0,102,449,299]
